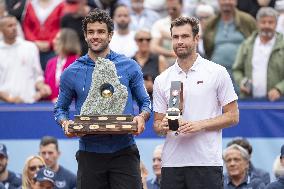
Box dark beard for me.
[88,41,109,54]
[0,163,7,174]
[117,23,129,30]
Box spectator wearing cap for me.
[0,143,22,189]
[266,144,284,189]
[33,167,56,189]
[38,136,76,189]
[226,137,270,185]
[223,144,266,189]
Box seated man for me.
[233,7,284,101]
[33,167,56,189]
[226,137,270,185]
[223,144,266,189]
[0,15,50,103]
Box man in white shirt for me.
[0,15,50,103]
[150,0,183,66]
[153,16,239,189]
[109,4,137,57]
[233,7,284,101]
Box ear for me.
[84,32,87,42]
[108,31,114,42]
[194,34,200,43]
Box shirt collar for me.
[173,54,202,74]
[227,173,250,186]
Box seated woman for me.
[21,155,46,189]
[44,28,81,102]
[132,29,167,99]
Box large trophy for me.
[68,57,137,134]
[166,81,183,131]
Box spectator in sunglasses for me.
[132,29,167,100]
[21,155,46,189]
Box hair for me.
[273,155,284,178]
[226,137,252,155]
[82,8,114,34]
[22,155,46,189]
[57,28,81,56]
[223,144,250,162]
[134,28,151,39]
[154,144,164,154]
[40,136,59,151]
[256,7,279,21]
[195,3,215,17]
[167,0,183,5]
[170,16,199,37]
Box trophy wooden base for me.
[68,115,138,134]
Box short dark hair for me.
[170,16,199,37]
[226,137,253,155]
[82,8,114,34]
[40,136,59,151]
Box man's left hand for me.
[133,115,145,136]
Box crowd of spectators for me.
[0,0,284,188]
[1,140,284,189]
[0,0,283,103]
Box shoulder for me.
[57,165,76,177]
[199,57,227,74]
[110,51,140,69]
[8,170,22,185]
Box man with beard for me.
[233,7,284,101]
[153,16,239,189]
[203,0,256,79]
[0,144,21,189]
[109,4,137,57]
[54,8,151,189]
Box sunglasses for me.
[136,38,151,42]
[29,165,45,171]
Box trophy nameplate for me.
[69,115,137,134]
[68,57,137,134]
[166,81,183,131]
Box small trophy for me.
[68,57,137,134]
[166,81,183,131]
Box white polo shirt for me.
[153,55,238,167]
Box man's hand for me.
[133,115,145,136]
[178,120,204,134]
[61,120,85,138]
[268,88,281,101]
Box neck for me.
[177,53,198,72]
[260,35,274,44]
[51,164,60,172]
[88,48,110,61]
[4,38,16,45]
[117,28,129,35]
[231,173,246,187]
[136,50,150,57]
[0,170,8,182]
[221,12,234,22]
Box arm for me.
[158,55,168,73]
[178,101,239,134]
[150,37,176,58]
[153,112,169,136]
[0,91,24,103]
[130,64,152,135]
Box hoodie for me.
[54,50,151,153]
